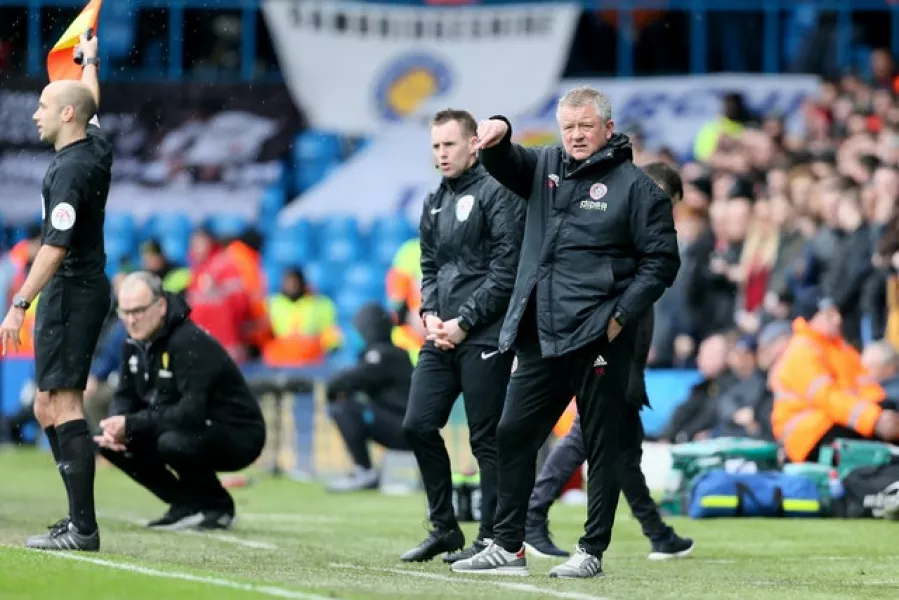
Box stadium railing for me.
[2,0,895,81]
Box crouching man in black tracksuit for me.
[451,87,681,578]
[524,162,693,561]
[400,109,525,563]
[94,271,265,530]
[325,303,413,492]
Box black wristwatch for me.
[612,310,626,328]
[12,295,30,311]
[82,57,100,68]
[457,317,471,332]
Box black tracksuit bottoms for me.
[403,341,513,540]
[527,413,672,542]
[99,421,264,511]
[527,311,672,543]
[492,323,641,558]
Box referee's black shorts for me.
[34,275,111,392]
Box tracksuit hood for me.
[353,303,394,346]
[159,292,192,338]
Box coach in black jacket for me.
[451,87,680,578]
[523,162,694,562]
[400,109,525,564]
[325,303,412,493]
[94,272,265,531]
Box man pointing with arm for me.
[451,87,680,578]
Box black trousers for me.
[527,413,672,542]
[35,276,110,391]
[328,398,411,470]
[403,341,513,540]
[99,422,264,510]
[493,325,640,557]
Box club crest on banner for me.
[455,194,474,222]
[374,53,453,122]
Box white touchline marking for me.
[39,552,334,600]
[98,512,277,551]
[179,529,278,550]
[329,563,611,600]
[241,512,344,523]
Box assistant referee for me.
[0,32,113,552]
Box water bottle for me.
[828,470,844,499]
[828,469,844,517]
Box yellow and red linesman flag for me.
[46,0,103,82]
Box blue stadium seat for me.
[105,213,134,239]
[285,218,317,242]
[293,130,343,163]
[342,262,380,291]
[328,345,359,369]
[159,233,189,265]
[318,215,360,240]
[145,213,192,242]
[371,234,410,267]
[335,287,380,322]
[8,227,26,246]
[369,215,415,243]
[105,233,134,266]
[260,183,287,215]
[262,260,284,295]
[207,213,249,239]
[320,236,363,265]
[295,161,339,192]
[303,261,337,297]
[267,231,315,266]
[341,263,386,301]
[643,369,704,438]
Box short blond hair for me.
[556,86,612,123]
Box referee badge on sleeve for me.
[51,202,76,231]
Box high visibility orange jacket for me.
[769,318,885,463]
[226,240,272,349]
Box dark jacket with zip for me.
[112,293,265,442]
[326,303,412,418]
[419,162,525,347]
[479,117,680,358]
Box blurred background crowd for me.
[3,0,899,475]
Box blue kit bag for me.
[688,470,821,518]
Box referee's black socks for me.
[44,426,61,463]
[56,419,98,534]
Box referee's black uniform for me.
[36,123,113,392]
[25,121,113,552]
[400,159,524,563]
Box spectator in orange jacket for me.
[769,295,899,463]
[186,228,252,363]
[223,230,272,357]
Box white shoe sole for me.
[549,570,605,579]
[648,541,695,561]
[451,565,530,576]
[147,513,205,531]
[524,542,570,560]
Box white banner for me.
[517,74,822,158]
[262,0,581,136]
[278,74,822,227]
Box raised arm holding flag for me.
[0,18,115,551]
